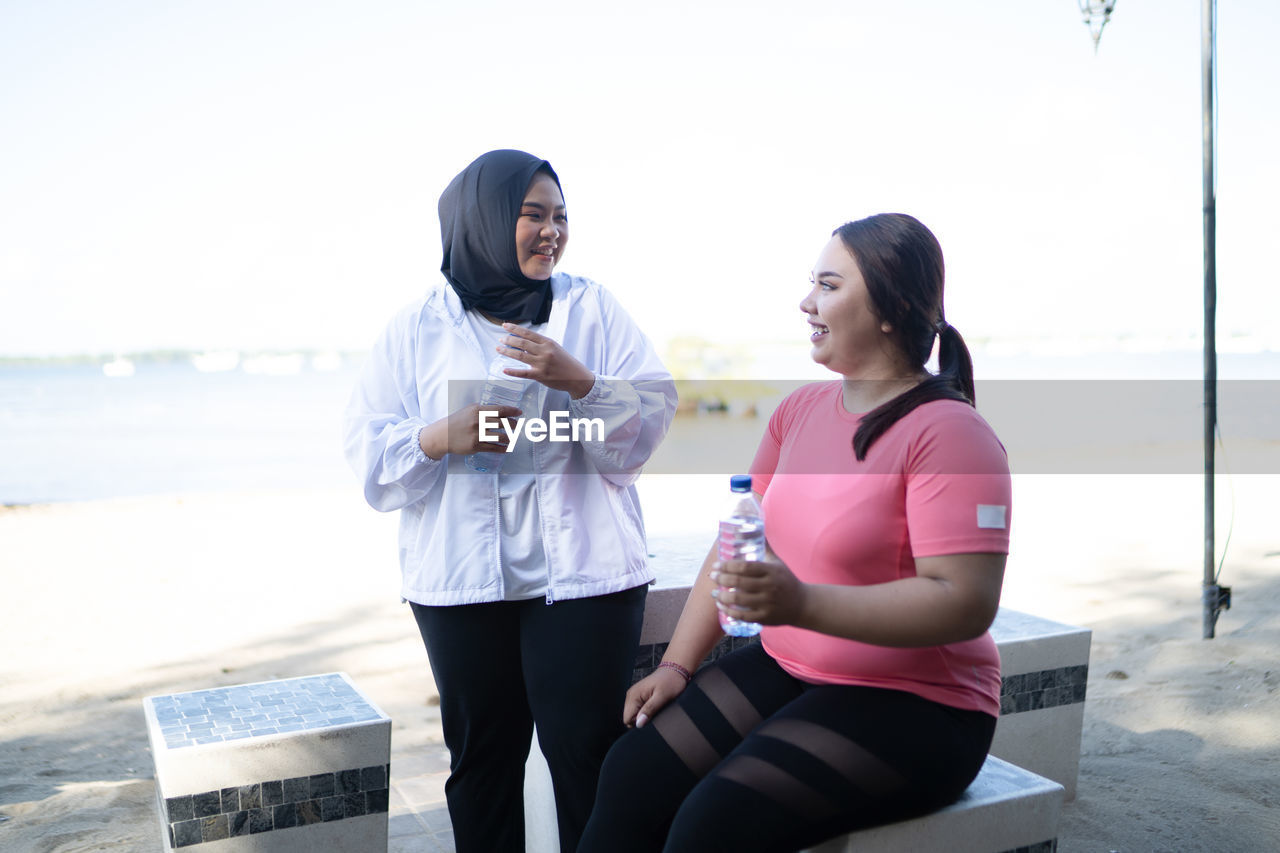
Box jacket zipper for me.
[528,382,555,606]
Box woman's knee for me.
[580,728,691,852]
[596,725,690,815]
[663,772,771,853]
[595,725,657,785]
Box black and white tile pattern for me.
[164,763,390,848]
[633,635,760,685]
[1000,665,1088,715]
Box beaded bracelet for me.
[656,660,692,683]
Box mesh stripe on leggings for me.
[578,642,996,853]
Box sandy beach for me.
[2,474,1279,852]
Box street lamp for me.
[1070,2,1229,636]
[1078,0,1117,52]
[1200,0,1229,639]
[1073,0,1229,635]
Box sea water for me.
[0,360,362,504]
[2,349,1277,504]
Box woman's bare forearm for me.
[660,543,726,671]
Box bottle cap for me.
[729,474,752,492]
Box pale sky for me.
[1,0,1277,358]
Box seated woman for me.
[579,213,1011,853]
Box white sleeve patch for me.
[977,504,1007,530]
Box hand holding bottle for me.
[710,551,808,628]
[421,403,524,461]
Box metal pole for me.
[1201,0,1221,639]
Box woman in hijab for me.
[344,149,677,853]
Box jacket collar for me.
[423,273,572,367]
[426,272,569,334]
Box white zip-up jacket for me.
[343,273,677,606]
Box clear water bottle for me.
[717,474,765,637]
[464,352,529,473]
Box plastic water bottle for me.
[717,474,765,637]
[464,352,529,473]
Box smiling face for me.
[801,235,906,379]
[514,172,568,280]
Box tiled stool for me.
[144,672,391,851]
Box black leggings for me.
[410,584,646,853]
[579,642,996,853]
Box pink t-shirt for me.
[750,382,1012,716]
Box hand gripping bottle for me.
[464,352,529,473]
[717,474,765,637]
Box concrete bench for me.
[624,592,1091,797]
[144,672,391,851]
[988,608,1091,801]
[525,589,1089,851]
[802,755,1063,853]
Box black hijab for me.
[439,149,562,326]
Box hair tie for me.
[936,320,950,335]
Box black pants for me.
[411,584,647,853]
[579,642,997,853]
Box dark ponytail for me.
[837,214,977,461]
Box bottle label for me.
[717,520,738,561]
[718,518,764,562]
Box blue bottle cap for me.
[729,474,752,492]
